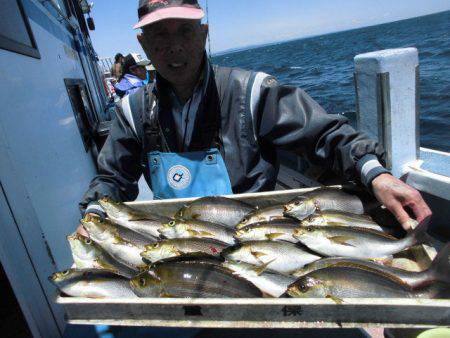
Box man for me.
[114,53,151,98]
[110,53,125,80]
[79,0,431,231]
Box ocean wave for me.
[213,10,450,151]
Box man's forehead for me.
[143,19,201,32]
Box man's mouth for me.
[168,62,187,70]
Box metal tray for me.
[56,187,450,328]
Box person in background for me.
[114,53,150,98]
[111,53,124,80]
[145,63,157,84]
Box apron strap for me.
[142,84,170,153]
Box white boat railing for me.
[354,48,449,202]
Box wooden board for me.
[56,187,449,328]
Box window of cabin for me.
[0,0,40,58]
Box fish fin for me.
[127,213,155,221]
[326,294,344,304]
[95,259,118,273]
[160,291,176,298]
[254,259,277,275]
[265,233,285,241]
[251,251,267,259]
[187,229,200,237]
[372,257,393,266]
[428,243,450,284]
[328,236,355,247]
[171,246,183,257]
[199,231,215,237]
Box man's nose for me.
[168,43,185,55]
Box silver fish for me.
[234,220,299,243]
[67,233,136,278]
[286,266,443,299]
[236,205,288,229]
[81,215,151,270]
[222,241,321,274]
[223,260,296,297]
[292,243,450,289]
[49,269,137,298]
[130,258,262,298]
[141,238,228,263]
[300,211,391,233]
[158,219,235,245]
[292,217,430,259]
[284,187,376,220]
[174,196,254,228]
[99,198,169,240]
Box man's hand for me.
[371,174,432,230]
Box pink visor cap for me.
[134,0,205,29]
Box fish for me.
[141,238,228,263]
[222,241,321,274]
[174,196,254,228]
[286,266,444,299]
[284,187,377,220]
[81,214,151,270]
[292,216,430,259]
[300,211,391,233]
[98,198,169,240]
[235,205,289,229]
[223,260,296,298]
[291,243,450,289]
[130,258,263,298]
[67,233,137,278]
[158,219,235,245]
[49,268,137,298]
[234,220,299,243]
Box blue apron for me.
[142,82,231,200]
[148,148,233,200]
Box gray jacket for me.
[80,62,388,215]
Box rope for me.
[205,0,212,57]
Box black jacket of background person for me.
[79,61,387,214]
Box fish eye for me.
[63,269,70,275]
[306,227,314,232]
[139,277,146,287]
[169,221,176,227]
[154,243,160,248]
[294,201,301,206]
[85,238,92,245]
[299,283,309,293]
[241,218,247,223]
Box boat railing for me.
[354,47,450,237]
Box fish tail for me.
[428,243,450,285]
[408,216,431,246]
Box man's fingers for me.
[387,202,413,230]
[409,201,432,223]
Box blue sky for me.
[89,0,450,58]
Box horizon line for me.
[211,9,450,57]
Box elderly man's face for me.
[139,19,207,87]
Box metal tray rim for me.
[56,296,450,306]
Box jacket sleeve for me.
[255,76,389,187]
[78,102,143,216]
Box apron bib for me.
[148,148,232,200]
